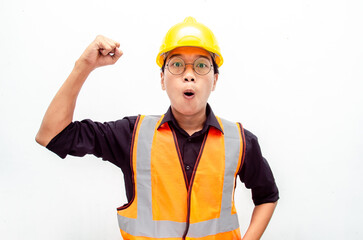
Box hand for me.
[77,35,123,71]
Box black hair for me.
[161,56,219,75]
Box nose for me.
[183,65,195,82]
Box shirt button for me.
[186,165,191,171]
[187,138,192,142]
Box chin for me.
[173,105,203,116]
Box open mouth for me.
[184,90,195,97]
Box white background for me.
[1,0,362,239]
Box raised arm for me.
[35,35,123,146]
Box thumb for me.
[100,47,123,66]
[112,48,123,62]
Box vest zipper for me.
[181,132,209,240]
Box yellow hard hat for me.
[156,17,223,68]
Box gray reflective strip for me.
[118,217,186,238]
[187,118,241,238]
[118,115,186,237]
[136,116,157,222]
[188,214,239,238]
[118,116,241,238]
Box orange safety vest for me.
[117,115,246,240]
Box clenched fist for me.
[77,35,123,71]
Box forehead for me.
[166,47,212,61]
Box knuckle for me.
[96,34,104,40]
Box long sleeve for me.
[239,129,279,205]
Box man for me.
[36,17,278,240]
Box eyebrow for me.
[167,54,211,61]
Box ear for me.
[211,74,218,91]
[161,71,166,90]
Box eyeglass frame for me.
[165,56,214,76]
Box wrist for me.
[74,58,95,75]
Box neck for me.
[171,107,207,136]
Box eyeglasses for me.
[166,56,213,75]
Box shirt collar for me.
[158,103,224,134]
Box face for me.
[161,47,218,118]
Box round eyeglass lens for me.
[168,57,185,75]
[194,58,211,75]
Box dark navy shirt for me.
[46,104,279,205]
